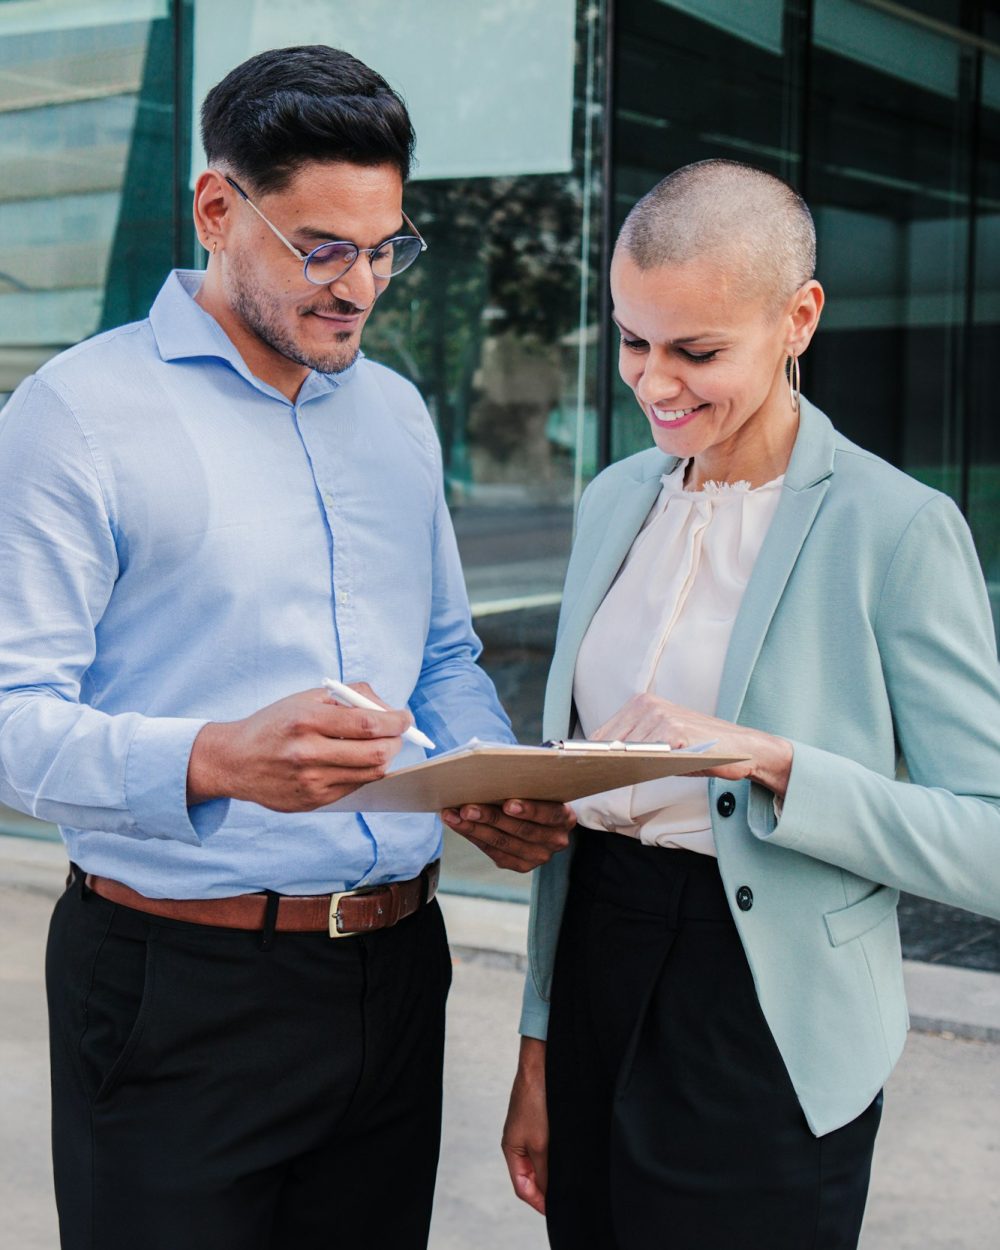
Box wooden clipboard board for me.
[322,741,747,813]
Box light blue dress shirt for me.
[0,270,513,898]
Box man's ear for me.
[193,169,234,256]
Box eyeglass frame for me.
[221,174,428,284]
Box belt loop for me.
[68,862,86,899]
[258,890,281,951]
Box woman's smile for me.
[648,402,708,429]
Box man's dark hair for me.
[200,45,415,193]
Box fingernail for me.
[506,801,523,815]
[442,811,458,826]
[464,806,481,821]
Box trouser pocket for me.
[49,887,159,1106]
[86,919,157,1103]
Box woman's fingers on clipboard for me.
[592,692,794,796]
[442,800,575,873]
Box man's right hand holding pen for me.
[186,683,575,872]
[186,684,410,811]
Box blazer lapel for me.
[715,398,838,723]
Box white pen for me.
[322,678,436,751]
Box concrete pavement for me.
[1,834,998,1249]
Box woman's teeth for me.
[653,405,699,422]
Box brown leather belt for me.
[84,860,440,939]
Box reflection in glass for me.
[808,0,974,501]
[969,45,1000,634]
[0,4,174,403]
[356,3,607,899]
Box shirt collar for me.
[148,269,357,403]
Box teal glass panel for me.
[0,2,176,405]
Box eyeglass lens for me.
[304,235,424,284]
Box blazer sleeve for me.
[748,493,1000,920]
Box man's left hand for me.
[441,799,575,872]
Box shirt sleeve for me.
[747,494,1000,921]
[0,377,218,844]
[408,464,516,752]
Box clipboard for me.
[322,739,747,813]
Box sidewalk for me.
[2,835,998,1248]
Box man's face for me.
[221,161,405,375]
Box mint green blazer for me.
[520,398,1000,1136]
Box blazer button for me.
[736,885,754,912]
[717,791,736,817]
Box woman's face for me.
[611,249,811,464]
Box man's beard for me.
[228,255,362,375]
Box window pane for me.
[806,0,975,503]
[357,4,606,899]
[189,1,605,900]
[0,4,176,404]
[969,45,1000,636]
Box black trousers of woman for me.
[545,829,882,1250]
[46,869,452,1250]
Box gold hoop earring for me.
[212,240,218,255]
[787,353,801,413]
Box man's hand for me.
[441,798,575,872]
[502,1037,549,1214]
[187,685,412,811]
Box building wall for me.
[1,0,996,899]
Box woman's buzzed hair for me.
[618,160,816,312]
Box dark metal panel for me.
[597,0,617,472]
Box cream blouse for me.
[571,459,784,856]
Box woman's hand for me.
[502,1037,549,1215]
[593,693,794,800]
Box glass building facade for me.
[1,0,997,904]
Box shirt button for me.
[736,885,754,912]
[717,791,736,817]
[322,491,334,506]
[339,590,350,606]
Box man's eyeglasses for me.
[223,175,427,285]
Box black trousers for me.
[45,870,452,1250]
[545,830,882,1250]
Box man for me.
[0,45,572,1250]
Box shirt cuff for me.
[125,716,220,845]
[519,970,551,1041]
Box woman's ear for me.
[787,279,825,356]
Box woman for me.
[499,160,1000,1249]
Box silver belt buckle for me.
[328,885,380,939]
